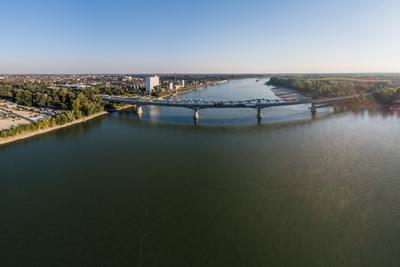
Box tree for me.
[33,92,47,107]
[14,90,33,106]
[0,84,12,98]
[373,88,400,104]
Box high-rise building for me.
[168,82,174,91]
[146,75,160,93]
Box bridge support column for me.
[310,104,317,116]
[193,110,200,120]
[135,105,143,115]
[333,104,339,112]
[256,108,262,121]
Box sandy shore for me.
[0,117,31,131]
[0,111,109,146]
[115,104,134,111]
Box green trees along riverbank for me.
[0,84,108,138]
[0,112,71,138]
[373,88,400,105]
[0,81,143,139]
[0,84,104,112]
[267,75,400,104]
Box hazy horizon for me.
[2,0,400,74]
[2,72,400,76]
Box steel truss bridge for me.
[100,94,364,121]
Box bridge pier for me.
[135,105,143,115]
[193,109,200,120]
[256,108,262,121]
[310,104,317,116]
[333,104,339,112]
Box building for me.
[146,75,160,93]
[174,80,185,90]
[123,76,133,82]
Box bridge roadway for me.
[100,93,363,121]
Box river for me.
[1,79,400,266]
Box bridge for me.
[100,93,364,121]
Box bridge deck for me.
[101,95,310,110]
[101,93,364,111]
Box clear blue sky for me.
[1,0,399,74]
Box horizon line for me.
[1,72,400,76]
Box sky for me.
[1,0,400,74]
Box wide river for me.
[1,79,400,266]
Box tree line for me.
[373,88,400,104]
[0,83,131,138]
[267,76,400,104]
[267,76,391,98]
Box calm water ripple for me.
[0,79,400,266]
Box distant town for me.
[0,73,261,95]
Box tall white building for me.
[146,75,160,93]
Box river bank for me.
[0,103,137,146]
[0,111,109,146]
[270,86,310,102]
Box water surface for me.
[1,79,400,266]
